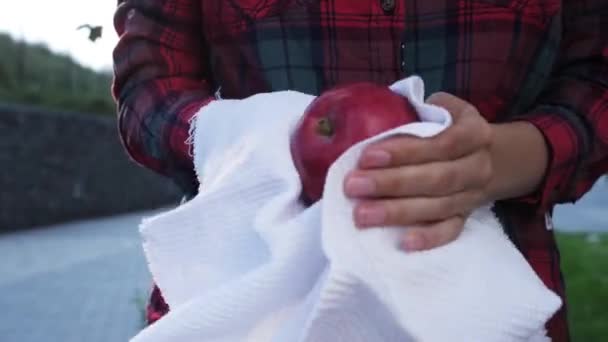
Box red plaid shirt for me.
[112,1,608,340]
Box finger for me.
[345,149,493,198]
[432,113,492,159]
[426,92,475,121]
[399,216,465,252]
[426,91,493,152]
[359,114,491,169]
[354,191,484,228]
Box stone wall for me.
[0,104,183,232]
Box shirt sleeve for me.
[111,0,214,191]
[506,0,608,212]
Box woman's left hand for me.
[343,92,495,252]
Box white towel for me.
[130,76,562,342]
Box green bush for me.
[0,32,115,116]
[556,232,608,341]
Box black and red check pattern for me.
[112,1,608,340]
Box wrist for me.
[484,121,549,203]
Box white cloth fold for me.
[131,76,561,342]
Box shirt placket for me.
[371,0,406,80]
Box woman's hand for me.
[342,93,490,252]
[343,91,549,252]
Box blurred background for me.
[0,1,605,341]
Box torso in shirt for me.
[166,2,570,337]
[192,0,561,249]
[199,0,562,125]
[188,0,565,255]
[191,0,566,292]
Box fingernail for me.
[361,150,391,168]
[355,206,386,227]
[345,176,376,197]
[401,234,424,252]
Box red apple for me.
[290,82,419,204]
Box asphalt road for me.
[0,209,164,342]
[553,177,607,233]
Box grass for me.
[556,232,608,341]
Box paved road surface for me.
[0,209,167,342]
[0,180,605,342]
[553,177,607,233]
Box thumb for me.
[426,92,476,120]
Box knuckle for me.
[425,169,444,193]
[435,168,453,193]
[391,136,417,163]
[437,134,454,157]
[384,201,403,225]
[428,199,443,218]
[445,166,460,191]
[381,201,398,225]
[381,171,403,195]
[380,141,402,164]
[439,197,457,216]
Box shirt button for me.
[380,0,396,13]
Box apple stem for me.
[317,117,334,137]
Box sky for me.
[0,1,119,72]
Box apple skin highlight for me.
[290,82,419,204]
